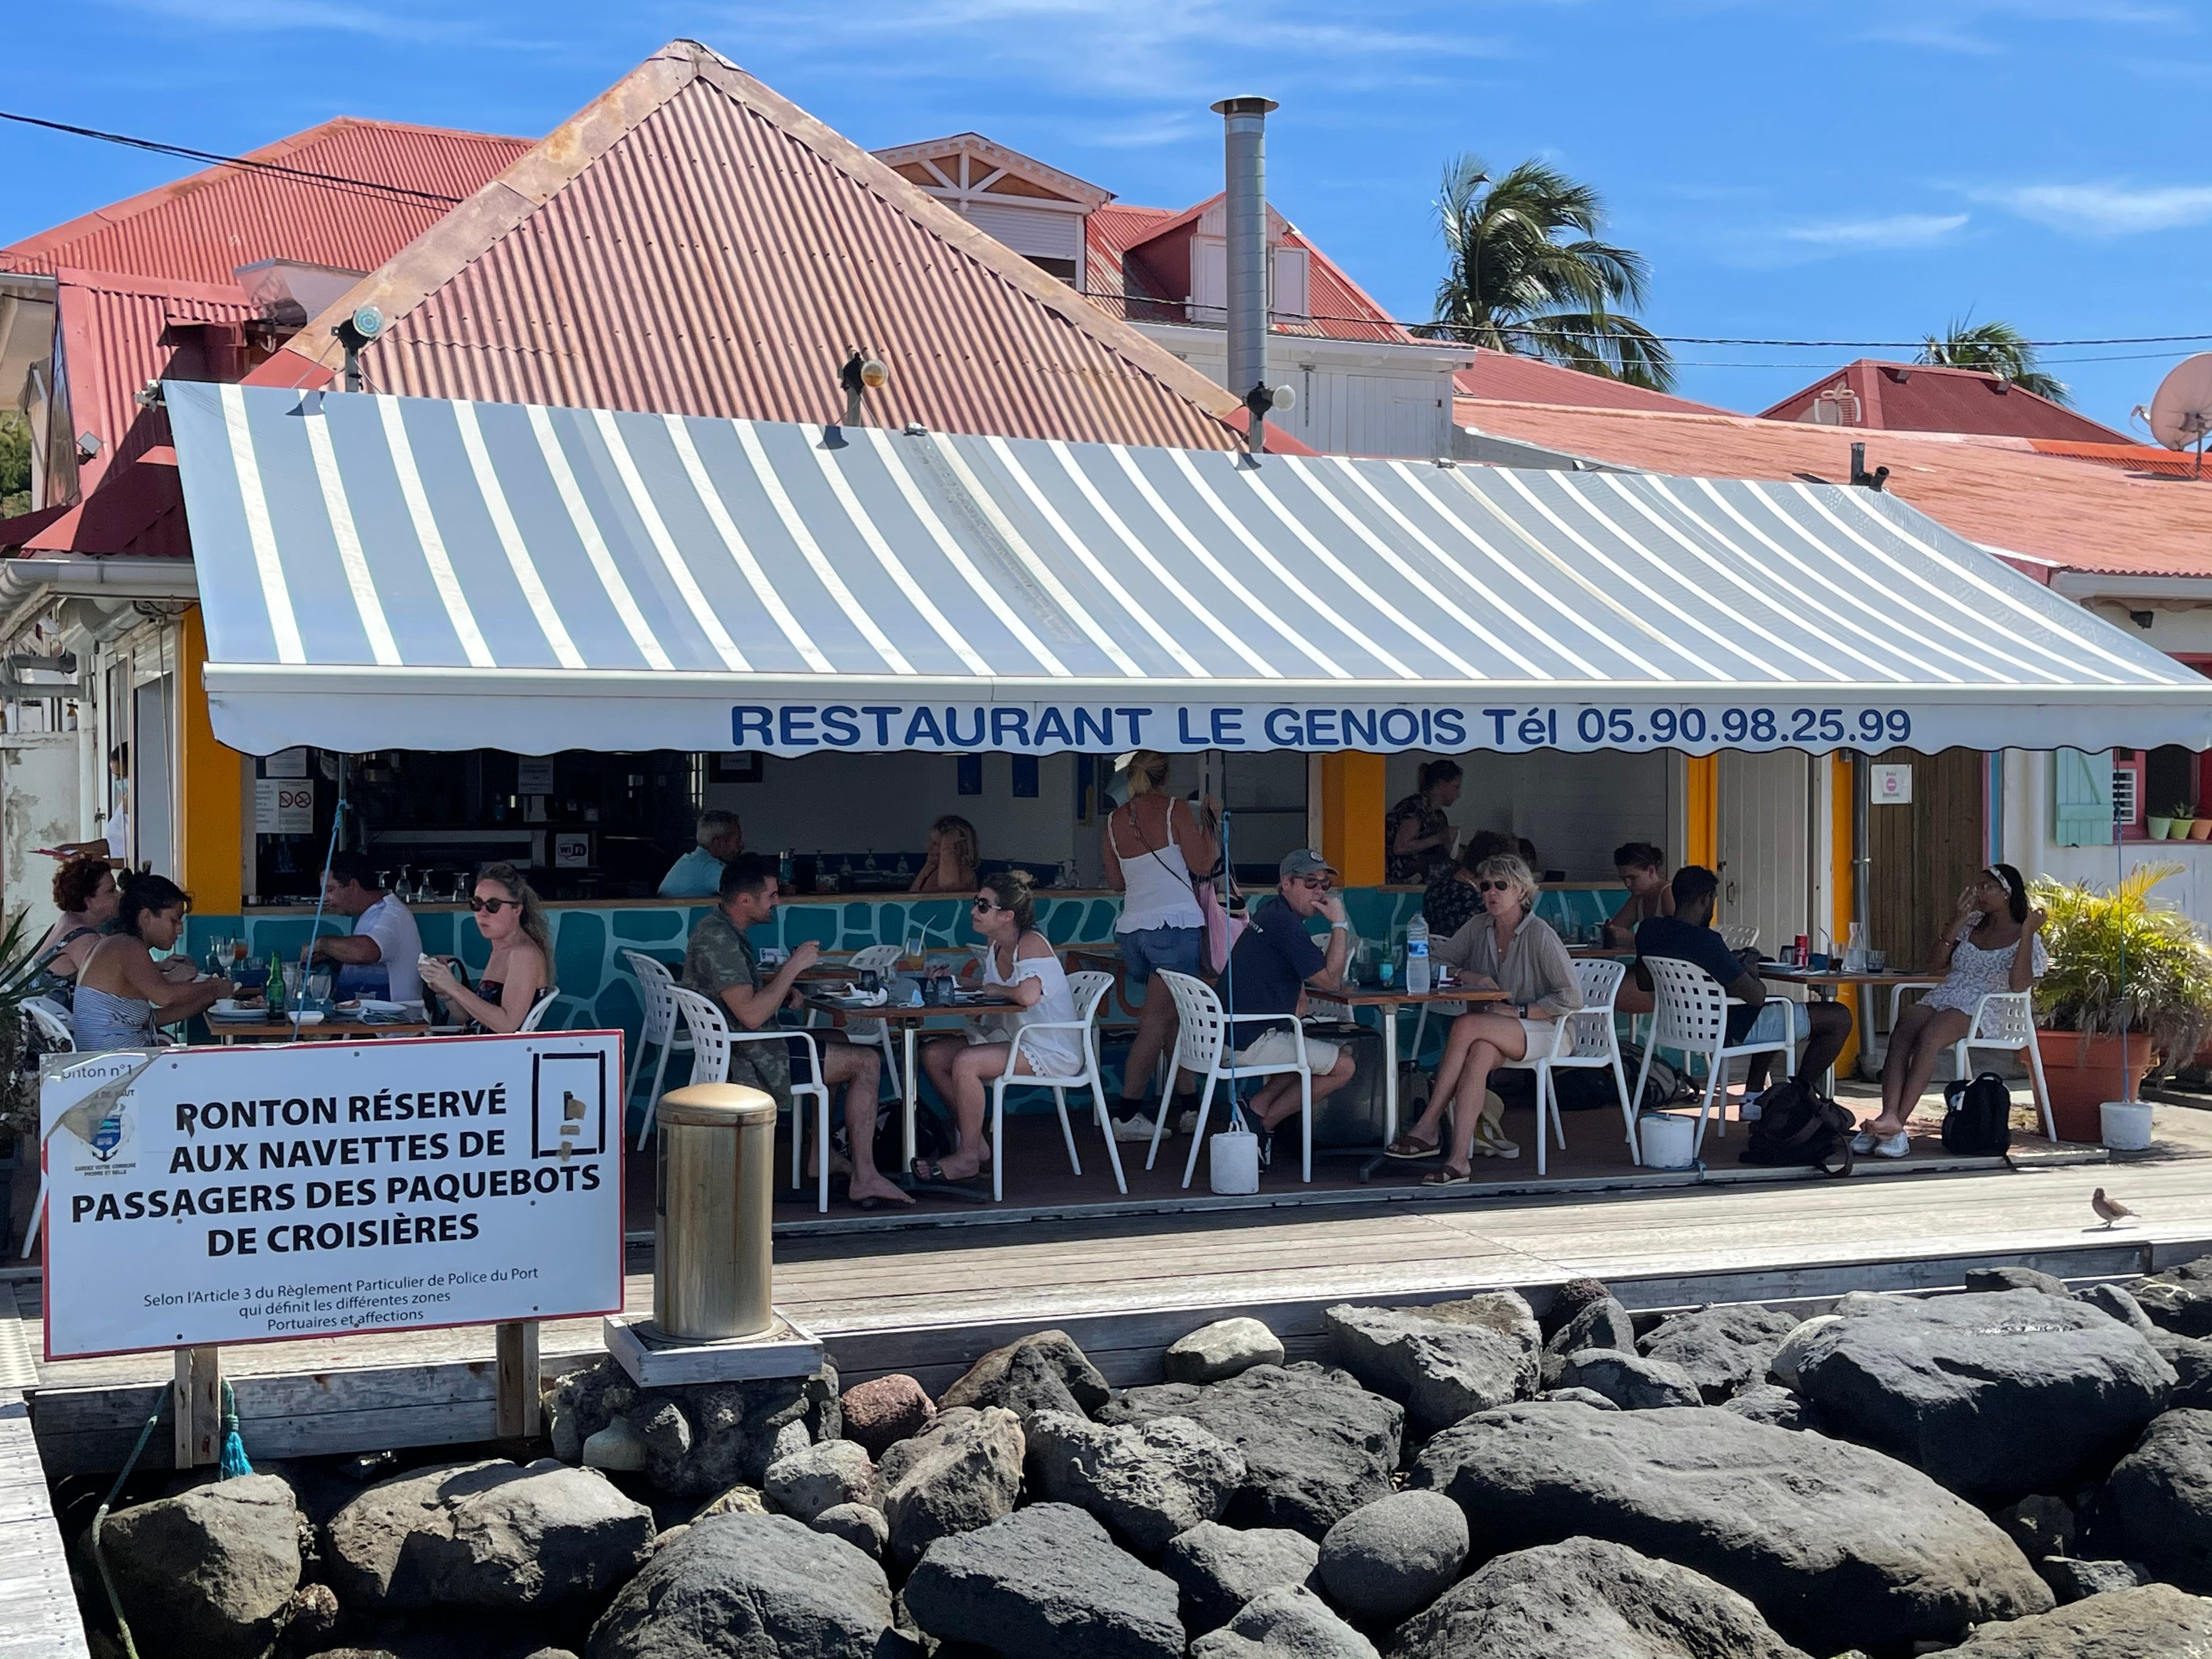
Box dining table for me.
[205,1015,434,1045]
[1757,964,1939,1091]
[800,990,1024,1173]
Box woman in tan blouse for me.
[1386,853,1581,1178]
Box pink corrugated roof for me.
[258,43,1250,450]
[1453,350,1730,415]
[1759,359,2129,443]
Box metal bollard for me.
[653,1084,776,1341]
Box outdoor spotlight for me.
[840,348,889,426]
[75,432,102,463]
[2131,610,2156,630]
[333,304,387,393]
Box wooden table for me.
[802,994,1023,1168]
[207,1018,433,1044]
[1311,983,1510,1152]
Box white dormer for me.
[1183,199,1310,325]
[873,134,1113,289]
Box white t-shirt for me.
[347,893,424,1002]
[105,804,129,861]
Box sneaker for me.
[1871,1131,1911,1159]
[1849,1130,1876,1154]
[1739,1090,1765,1123]
[1110,1110,1160,1143]
[1176,1106,1201,1135]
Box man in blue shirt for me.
[1633,865,1850,1098]
[1222,849,1358,1161]
[659,810,744,899]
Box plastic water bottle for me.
[1407,914,1431,995]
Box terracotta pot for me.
[2192,818,2212,841]
[2036,1029,2157,1143]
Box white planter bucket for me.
[1209,1128,1261,1194]
[1638,1111,1699,1171]
[2100,1100,2154,1152]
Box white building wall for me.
[2000,746,2212,928]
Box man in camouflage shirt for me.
[682,854,910,1207]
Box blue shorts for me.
[1743,1001,1814,1046]
[1119,924,1204,988]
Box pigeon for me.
[2092,1188,2138,1229]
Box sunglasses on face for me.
[469,896,518,914]
[970,898,1003,913]
[1475,879,1515,893]
[1290,875,1332,891]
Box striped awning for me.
[167,380,2212,757]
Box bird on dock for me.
[2092,1188,2138,1229]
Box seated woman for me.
[74,872,233,1049]
[32,857,121,1006]
[911,815,980,894]
[1385,854,1581,1177]
[1604,842,1673,946]
[915,872,1084,1184]
[1385,760,1463,884]
[1421,834,1510,943]
[419,862,551,1032]
[1857,864,2046,1158]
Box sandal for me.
[1384,1132,1440,1160]
[1421,1163,1475,1187]
[910,1155,990,1189]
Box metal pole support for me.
[653,1084,777,1342]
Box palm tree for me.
[1918,315,2072,405]
[1421,154,1675,392]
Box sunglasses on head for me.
[469,895,518,914]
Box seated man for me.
[1221,849,1358,1164]
[684,855,909,1207]
[1632,865,1852,1104]
[310,850,423,1002]
[659,810,745,899]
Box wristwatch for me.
[1329,919,1351,932]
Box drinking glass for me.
[1867,950,1888,973]
[307,970,333,1007]
[281,962,305,1006]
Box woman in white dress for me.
[916,871,1082,1183]
[1859,864,2047,1157]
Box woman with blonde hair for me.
[911,815,979,893]
[420,862,551,1033]
[1384,853,1580,1177]
[1101,749,1219,1141]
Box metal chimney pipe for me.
[1212,96,1279,448]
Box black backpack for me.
[1942,1071,2013,1157]
[1739,1079,1857,1175]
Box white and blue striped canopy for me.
[167,380,2212,758]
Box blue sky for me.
[7,0,2209,430]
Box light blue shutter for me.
[2052,748,2114,846]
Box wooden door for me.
[1865,747,1985,973]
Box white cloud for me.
[1990,181,2212,234]
[1781,212,1970,249]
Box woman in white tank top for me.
[1102,750,1219,1139]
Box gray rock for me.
[550,1407,583,1464]
[1638,1304,1802,1402]
[1540,1278,1618,1336]
[902,1503,1183,1659]
[1409,1400,2051,1654]
[582,1419,646,1474]
[874,1406,1024,1567]
[1161,1521,1321,1635]
[771,1418,813,1464]
[328,1459,654,1614]
[1996,1494,2076,1560]
[1765,1315,1841,1390]
[765,1439,875,1523]
[1317,1492,1467,1626]
[2130,1254,2212,1339]
[585,1509,917,1659]
[839,1375,934,1457]
[1788,1291,2176,1503]
[2076,1282,2160,1336]
[2151,1329,2212,1409]
[811,1502,888,1560]
[1323,1294,1541,1434]
[102,1474,303,1659]
[636,1400,693,1486]
[2039,1556,2151,1603]
[547,1357,839,1499]
[1167,1318,1286,1385]
[938,1329,1110,1419]
[1192,1585,1378,1658]
[1544,1296,1638,1359]
[1539,1387,1621,1412]
[1965,1266,2074,1299]
[1940,1583,2212,1656]
[1388,1536,1812,1659]
[1025,1409,1245,1554]
[1559,1348,1703,1410]
[1719,1385,1822,1433]
[2103,1406,2212,1591]
[692,1482,766,1519]
[1101,1364,1402,1538]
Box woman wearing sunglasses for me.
[915,871,1083,1185]
[419,862,550,1033]
[1385,853,1581,1178]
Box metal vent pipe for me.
[1211,96,1278,436]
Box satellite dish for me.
[2145,353,2212,453]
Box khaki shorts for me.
[1229,1028,1341,1074]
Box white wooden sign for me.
[41,1032,624,1361]
[1870,763,1913,804]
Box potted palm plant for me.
[2170,802,2199,840]
[2032,866,2212,1139]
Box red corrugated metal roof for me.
[1,118,529,290]
[258,44,1249,450]
[1759,358,2129,443]
[1456,397,2212,579]
[1454,350,1730,415]
[2029,438,2212,479]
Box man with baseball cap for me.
[1220,849,1358,1164]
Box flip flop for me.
[1421,1163,1475,1187]
[1384,1133,1440,1160]
[909,1156,991,1193]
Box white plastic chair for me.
[1146,969,1316,1188]
[517,986,562,1032]
[668,985,835,1214]
[1499,960,1633,1175]
[622,950,693,1149]
[1953,991,2058,1142]
[1637,956,1796,1156]
[18,1000,74,1257]
[821,943,905,1096]
[985,970,1125,1202]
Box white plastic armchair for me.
[1499,959,1632,1175]
[621,950,692,1148]
[1954,991,2056,1142]
[668,984,835,1214]
[1146,970,1316,1188]
[984,969,1124,1203]
[1637,956,1796,1156]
